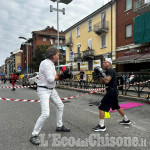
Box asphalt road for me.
[0,82,149,150]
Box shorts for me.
[98,93,120,112]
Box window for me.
[77,26,80,37]
[88,39,93,49]
[69,31,72,39]
[101,34,106,48]
[77,63,80,71]
[43,38,46,41]
[88,19,92,31]
[126,24,132,38]
[101,11,106,28]
[50,39,53,45]
[88,60,93,70]
[77,44,81,53]
[55,39,58,43]
[126,0,132,11]
[60,40,62,43]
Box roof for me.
[12,49,23,55]
[32,31,65,37]
[32,26,65,38]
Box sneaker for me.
[119,119,131,125]
[93,125,106,132]
[56,125,70,132]
[30,136,40,145]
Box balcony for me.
[66,40,73,47]
[82,49,94,61]
[94,21,109,35]
[134,0,150,14]
[74,53,82,62]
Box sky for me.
[0,0,110,66]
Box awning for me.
[0,73,5,76]
[134,11,150,44]
[114,54,142,64]
[135,53,150,63]
[56,63,71,68]
[114,53,150,64]
[57,46,66,50]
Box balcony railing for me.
[94,21,109,35]
[82,49,94,60]
[65,40,73,47]
[134,0,150,14]
[74,53,82,61]
[59,72,150,98]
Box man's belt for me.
[38,86,53,90]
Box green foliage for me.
[30,45,49,70]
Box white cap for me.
[105,58,112,64]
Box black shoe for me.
[119,119,131,125]
[30,136,40,145]
[93,125,106,132]
[12,88,15,91]
[56,125,70,132]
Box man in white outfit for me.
[30,47,71,145]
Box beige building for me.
[65,0,116,74]
[9,49,23,74]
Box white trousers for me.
[32,88,64,136]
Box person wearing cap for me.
[93,58,131,132]
[30,46,71,145]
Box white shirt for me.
[38,59,56,88]
[129,74,135,81]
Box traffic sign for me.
[17,65,21,72]
[70,51,74,62]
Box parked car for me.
[22,74,33,86]
[29,72,39,85]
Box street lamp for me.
[19,36,29,74]
[50,0,73,73]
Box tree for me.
[30,45,49,71]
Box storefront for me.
[115,46,150,72]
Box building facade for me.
[115,0,150,72]
[65,0,116,74]
[20,26,66,73]
[9,49,23,75]
[20,38,33,73]
[4,57,10,77]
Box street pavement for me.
[0,81,150,150]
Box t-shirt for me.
[79,71,84,80]
[129,75,134,81]
[105,68,118,95]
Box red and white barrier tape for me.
[0,85,37,89]
[58,84,102,92]
[0,97,39,102]
[59,79,150,91]
[0,79,150,89]
[0,79,149,103]
[0,88,105,103]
